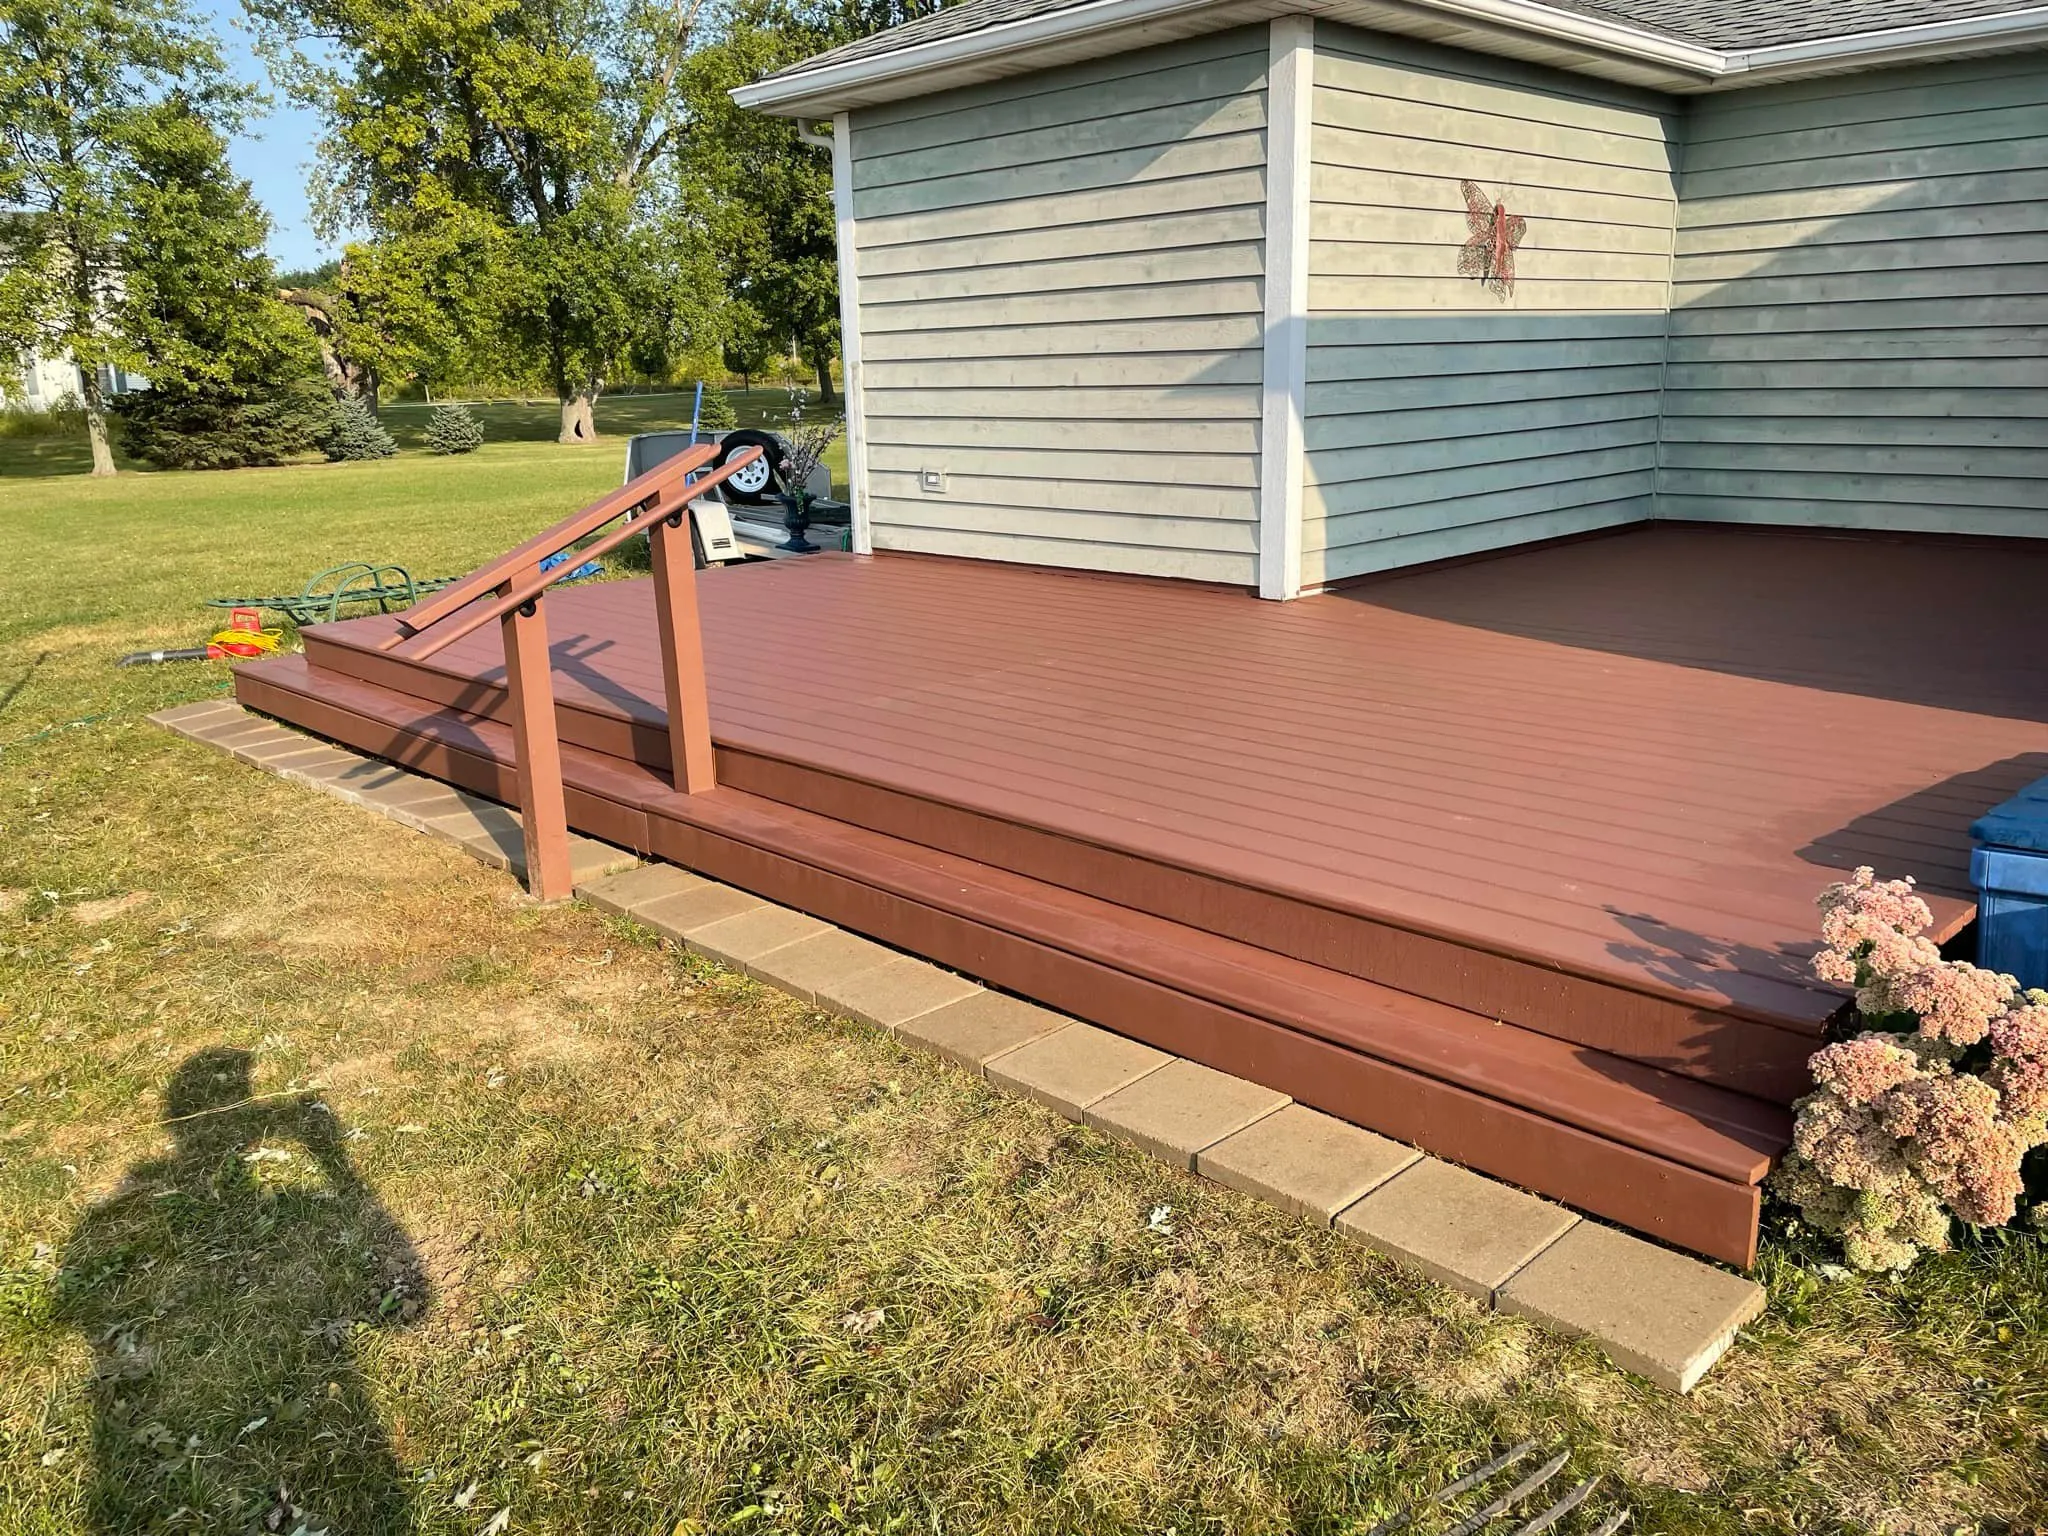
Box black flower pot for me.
[777,492,818,554]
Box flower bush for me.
[1773,867,2048,1270]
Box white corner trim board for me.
[1258,14,1312,603]
[830,112,872,556]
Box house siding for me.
[1301,26,1680,587]
[846,30,1269,584]
[1661,56,2048,537]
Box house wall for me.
[1300,26,1680,586]
[1661,56,2048,537]
[3,352,85,411]
[844,29,1270,584]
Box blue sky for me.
[202,0,341,274]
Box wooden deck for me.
[235,523,2048,1267]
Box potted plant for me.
[771,389,843,553]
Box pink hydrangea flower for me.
[1792,1091,1909,1191]
[1889,961,2017,1048]
[1809,1034,1921,1106]
[1781,871,2048,1268]
[1989,998,2048,1062]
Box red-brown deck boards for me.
[236,651,1783,1266]
[235,523,2048,1265]
[298,528,2048,1064]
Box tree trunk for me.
[81,371,116,477]
[558,390,598,444]
[812,348,836,407]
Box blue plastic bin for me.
[1970,776,2048,991]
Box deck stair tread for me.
[240,652,1789,1197]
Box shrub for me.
[318,395,397,461]
[114,377,331,470]
[694,383,737,433]
[0,394,87,440]
[424,401,484,455]
[1773,867,2048,1270]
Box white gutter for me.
[1378,0,1720,74]
[732,0,1242,111]
[732,0,2048,112]
[1724,4,2048,78]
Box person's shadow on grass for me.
[59,1047,426,1534]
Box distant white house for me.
[4,350,145,412]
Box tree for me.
[0,0,241,474]
[111,97,329,469]
[317,393,396,459]
[423,400,484,453]
[678,0,950,406]
[680,13,839,403]
[246,0,724,443]
[721,303,773,392]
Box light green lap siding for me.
[847,30,1268,585]
[1301,26,1680,586]
[1662,56,2048,537]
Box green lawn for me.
[0,443,2045,1534]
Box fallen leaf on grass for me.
[481,1508,511,1535]
[840,1307,885,1337]
[452,1481,479,1509]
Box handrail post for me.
[647,506,717,793]
[499,582,574,900]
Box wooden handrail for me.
[379,440,719,648]
[388,439,756,904]
[398,445,762,662]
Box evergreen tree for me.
[423,401,484,455]
[0,0,244,474]
[112,100,329,469]
[318,395,397,460]
[695,383,738,432]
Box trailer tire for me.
[711,430,783,506]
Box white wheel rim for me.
[729,457,772,494]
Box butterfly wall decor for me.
[1459,180,1526,300]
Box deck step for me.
[236,653,1788,1267]
[299,622,1825,1104]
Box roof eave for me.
[1718,4,2048,83]
[731,0,1255,115]
[730,0,2048,115]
